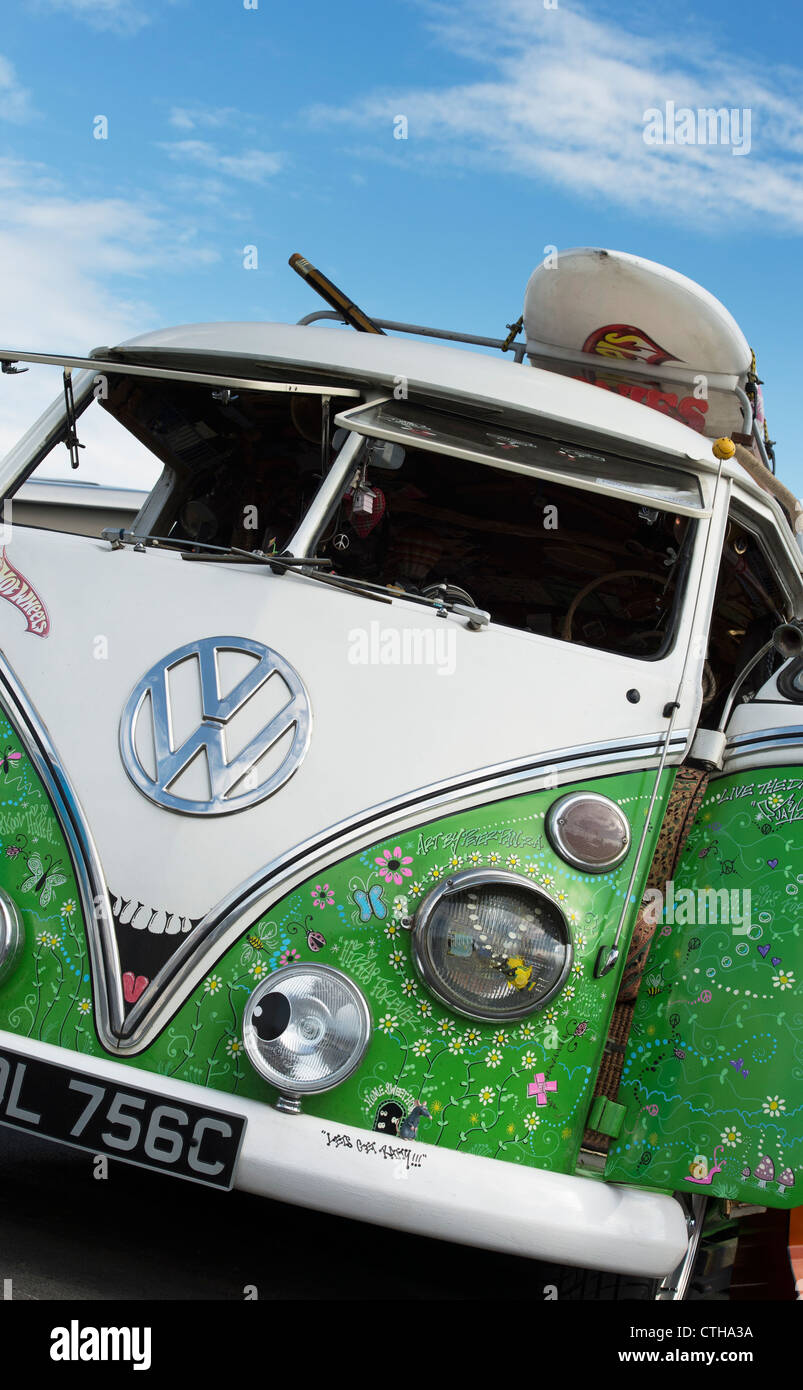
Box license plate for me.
[0,1045,246,1189]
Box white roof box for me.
[523,248,754,441]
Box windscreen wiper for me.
[101,530,332,571]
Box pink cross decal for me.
[527,1071,557,1106]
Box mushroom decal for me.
[741,1164,751,1182]
[778,1167,795,1197]
[755,1155,775,1189]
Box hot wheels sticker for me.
[0,548,50,636]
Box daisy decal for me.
[401,978,418,997]
[491,1030,508,1047]
[377,1014,398,1035]
[506,854,521,870]
[572,962,583,977]
[417,999,433,1018]
[521,1052,537,1069]
[488,852,501,867]
[478,1086,495,1106]
[384,920,400,939]
[485,1048,504,1069]
[77,998,92,1015]
[518,1021,536,1040]
[375,846,413,886]
[392,895,409,919]
[388,949,405,971]
[429,865,444,882]
[226,1038,244,1059]
[250,960,270,980]
[436,1018,455,1035]
[311,883,334,910]
[772,970,795,991]
[563,985,576,1001]
[540,874,555,889]
[467,851,483,866]
[574,932,587,950]
[409,881,425,897]
[448,1034,465,1054]
[446,854,463,871]
[568,911,580,925]
[464,1026,483,1046]
[762,1095,786,1115]
[412,1039,431,1057]
[720,1126,742,1147]
[523,1112,541,1132]
[204,974,223,995]
[61,899,76,917]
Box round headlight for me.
[546,791,630,872]
[411,870,571,1021]
[0,887,22,983]
[243,963,372,1097]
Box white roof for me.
[117,321,718,466]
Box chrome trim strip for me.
[0,650,125,1051]
[119,728,688,1051]
[0,647,689,1054]
[727,725,803,748]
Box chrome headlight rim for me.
[545,790,631,873]
[0,887,23,983]
[242,962,372,1096]
[411,868,573,1022]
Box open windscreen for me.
[311,403,699,660]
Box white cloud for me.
[305,0,803,231]
[168,106,245,132]
[0,55,37,123]
[0,158,218,485]
[30,0,153,35]
[159,139,283,184]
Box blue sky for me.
[1,0,802,495]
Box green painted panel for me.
[605,764,803,1208]
[0,695,675,1176]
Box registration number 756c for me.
[0,1046,246,1189]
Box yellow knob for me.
[713,437,736,459]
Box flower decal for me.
[772,970,795,991]
[377,1013,398,1035]
[478,1086,495,1106]
[375,846,413,886]
[762,1095,786,1115]
[720,1126,742,1147]
[311,883,334,910]
[204,975,223,995]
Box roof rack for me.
[297,311,778,474]
[296,310,529,363]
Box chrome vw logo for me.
[120,636,311,815]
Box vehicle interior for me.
[22,373,795,696]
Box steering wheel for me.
[562,569,667,643]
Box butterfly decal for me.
[0,746,22,780]
[19,852,67,907]
[352,884,387,923]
